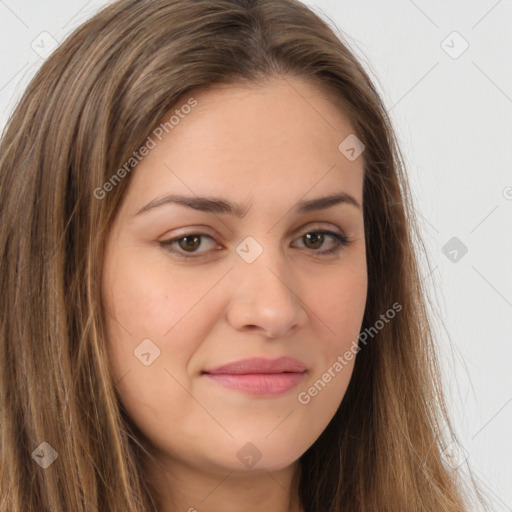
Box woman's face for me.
[102,76,367,477]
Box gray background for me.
[1,1,511,509]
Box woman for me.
[0,0,488,510]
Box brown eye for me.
[159,233,218,258]
[294,230,351,256]
[177,235,201,252]
[302,232,324,250]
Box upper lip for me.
[203,357,308,375]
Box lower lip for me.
[204,372,306,396]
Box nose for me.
[225,246,308,339]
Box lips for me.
[202,357,308,396]
[203,356,308,375]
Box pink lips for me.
[202,357,307,397]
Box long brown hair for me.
[0,0,489,510]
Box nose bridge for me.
[236,233,290,294]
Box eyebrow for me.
[134,192,361,217]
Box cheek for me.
[295,291,364,438]
[303,266,366,396]
[314,264,367,349]
[103,247,217,338]
[102,249,207,397]
[102,246,231,406]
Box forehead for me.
[171,76,357,153]
[124,76,364,209]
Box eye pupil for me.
[304,232,323,249]
[179,235,201,251]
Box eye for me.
[159,233,219,259]
[292,229,351,256]
[159,228,352,259]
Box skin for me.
[102,75,367,512]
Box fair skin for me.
[102,76,367,512]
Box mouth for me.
[202,357,308,397]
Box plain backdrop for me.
[1,1,511,510]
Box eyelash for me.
[158,228,352,260]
